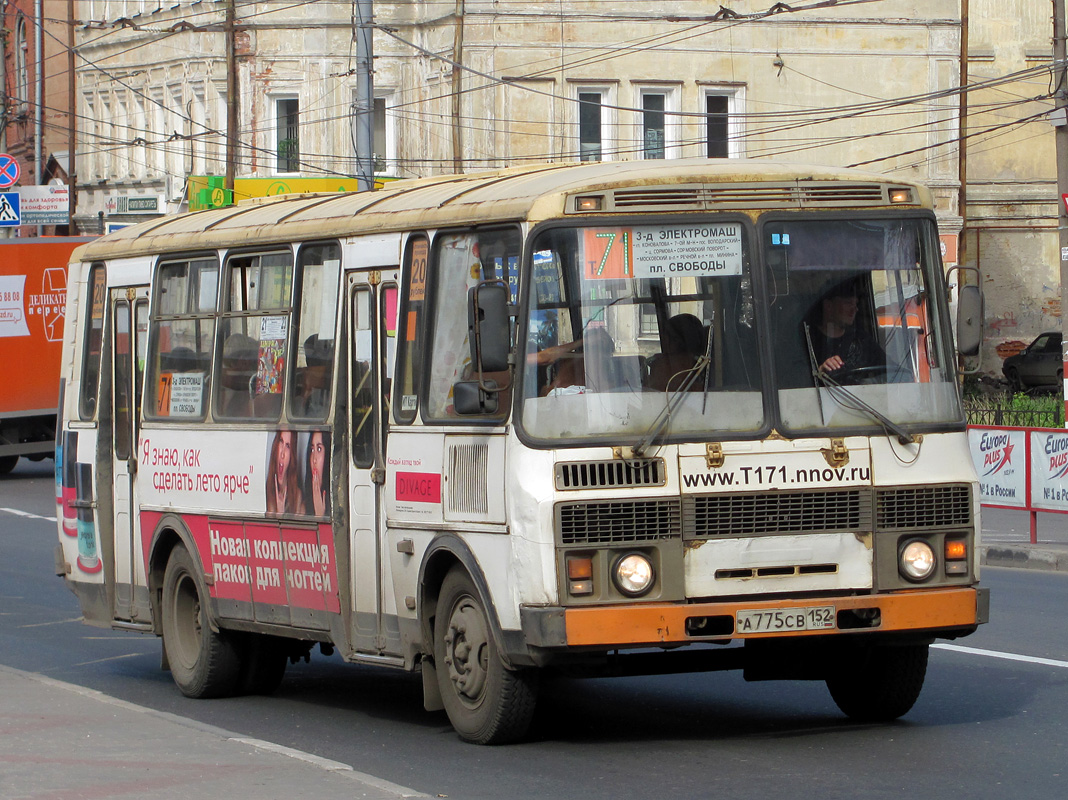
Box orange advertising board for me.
[0,238,93,414]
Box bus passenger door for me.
[110,288,149,622]
[347,272,398,657]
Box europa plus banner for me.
[1030,429,1068,511]
[968,427,1027,508]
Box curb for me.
[980,545,1068,572]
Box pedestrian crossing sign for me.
[0,192,20,226]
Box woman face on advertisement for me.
[276,430,294,479]
[308,431,325,477]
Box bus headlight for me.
[899,540,936,582]
[613,553,655,597]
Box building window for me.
[575,87,613,162]
[642,93,666,159]
[636,87,679,160]
[703,87,744,158]
[276,97,300,173]
[579,92,602,161]
[370,92,399,175]
[706,95,728,158]
[15,16,28,109]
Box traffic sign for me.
[0,154,20,189]
[0,192,20,226]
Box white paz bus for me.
[55,159,988,744]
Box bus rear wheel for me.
[434,567,538,745]
[0,455,18,475]
[161,546,241,698]
[826,643,928,722]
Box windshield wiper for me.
[803,323,915,445]
[633,356,710,457]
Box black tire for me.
[161,546,242,698]
[1005,368,1022,393]
[434,567,538,745]
[236,634,288,695]
[0,455,18,475]
[826,643,928,722]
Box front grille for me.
[555,458,665,490]
[554,485,970,547]
[685,488,871,538]
[557,498,682,545]
[876,485,971,529]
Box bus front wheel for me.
[826,643,928,722]
[434,567,538,745]
[161,546,242,698]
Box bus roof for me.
[76,159,932,261]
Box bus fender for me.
[417,533,518,670]
[145,512,224,636]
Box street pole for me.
[1054,0,1068,425]
[959,0,969,277]
[353,0,374,191]
[452,0,464,174]
[67,0,76,233]
[33,0,42,235]
[225,0,237,201]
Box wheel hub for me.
[443,597,489,704]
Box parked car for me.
[1003,331,1062,392]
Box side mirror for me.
[468,281,511,373]
[454,380,499,415]
[956,283,983,357]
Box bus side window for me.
[79,264,107,420]
[289,243,340,421]
[215,251,293,422]
[425,228,519,421]
[351,287,375,468]
[394,235,428,424]
[146,258,217,420]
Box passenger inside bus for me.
[538,327,618,396]
[647,313,709,392]
[219,333,259,417]
[294,334,334,418]
[804,280,886,384]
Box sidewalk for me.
[0,665,427,800]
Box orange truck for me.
[0,238,94,473]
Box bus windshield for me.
[520,221,765,442]
[766,217,962,434]
[519,215,961,443]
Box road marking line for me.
[934,643,1068,669]
[70,653,149,667]
[0,507,57,522]
[18,617,83,628]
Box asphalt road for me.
[2,457,1066,800]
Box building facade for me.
[68,1,1064,372]
[1,0,74,235]
[963,1,1062,369]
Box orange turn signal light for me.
[567,556,593,581]
[945,540,967,561]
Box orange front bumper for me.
[563,588,981,647]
